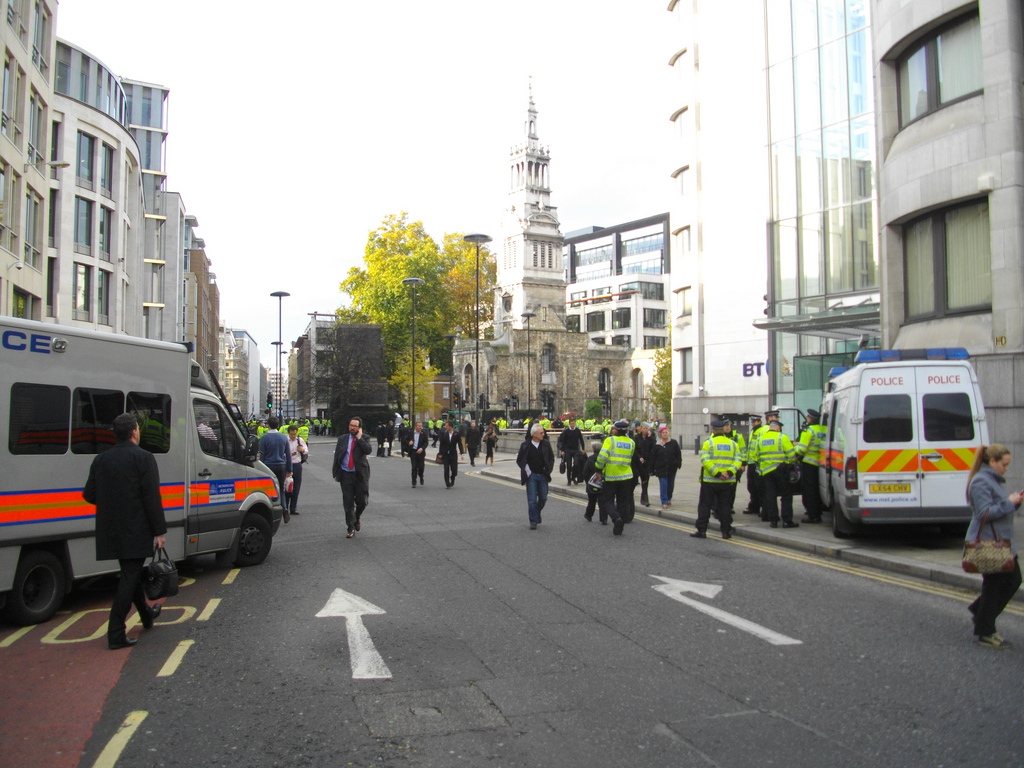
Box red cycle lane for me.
[0,609,131,768]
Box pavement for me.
[466,446,1024,602]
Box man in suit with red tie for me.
[332,416,372,538]
[407,421,427,488]
[438,420,464,489]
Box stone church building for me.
[452,90,653,421]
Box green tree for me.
[339,213,496,406]
[389,349,440,417]
[648,345,673,417]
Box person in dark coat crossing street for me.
[438,420,464,488]
[516,423,555,529]
[333,417,372,538]
[83,413,167,650]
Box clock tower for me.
[494,85,567,336]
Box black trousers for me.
[410,451,425,485]
[109,557,150,642]
[267,463,287,509]
[638,468,651,503]
[745,465,762,514]
[338,471,367,531]
[598,480,629,523]
[761,468,794,523]
[443,455,459,487]
[585,491,600,520]
[564,450,581,484]
[800,463,822,518]
[971,558,1022,637]
[696,482,737,533]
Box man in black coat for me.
[557,416,585,486]
[406,421,428,487]
[634,423,657,507]
[332,416,372,538]
[515,423,556,529]
[466,420,482,466]
[438,420,464,488]
[83,413,166,650]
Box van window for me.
[194,399,238,461]
[863,394,913,443]
[71,388,124,454]
[923,392,975,442]
[9,383,70,455]
[128,392,172,454]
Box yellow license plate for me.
[869,483,911,493]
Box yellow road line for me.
[0,625,34,648]
[196,598,221,622]
[222,568,240,585]
[156,639,194,677]
[477,472,1023,616]
[91,710,147,768]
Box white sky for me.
[56,1,679,358]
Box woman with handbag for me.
[965,444,1023,649]
[484,425,498,465]
[286,424,309,516]
[651,427,683,510]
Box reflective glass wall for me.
[765,0,878,399]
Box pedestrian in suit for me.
[332,417,372,538]
[466,420,482,466]
[398,421,411,458]
[438,421,464,488]
[82,413,166,650]
[407,421,427,487]
[557,417,585,486]
[376,422,386,457]
[516,423,555,529]
[634,424,657,506]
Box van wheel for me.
[831,508,856,539]
[234,512,272,567]
[3,550,66,626]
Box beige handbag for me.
[962,513,1016,574]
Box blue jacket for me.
[258,430,292,470]
[966,466,1020,555]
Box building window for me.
[586,311,606,332]
[97,269,110,325]
[672,165,690,196]
[612,308,631,330]
[566,315,580,333]
[679,347,693,384]
[12,288,32,319]
[675,286,692,317]
[31,1,51,79]
[27,89,43,167]
[904,199,991,320]
[644,336,667,349]
[570,291,586,308]
[76,131,95,189]
[23,190,41,269]
[611,335,631,347]
[74,196,92,255]
[73,262,91,321]
[898,13,982,128]
[675,226,691,256]
[591,287,612,304]
[540,344,555,374]
[100,143,114,197]
[46,256,55,315]
[643,308,667,328]
[99,206,112,260]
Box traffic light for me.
[453,392,460,407]
[267,391,273,409]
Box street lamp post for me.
[444,333,458,417]
[402,277,426,423]
[270,291,289,421]
[463,233,492,420]
[521,311,535,414]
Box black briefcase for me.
[144,546,179,600]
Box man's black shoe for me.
[108,638,137,650]
[782,521,799,528]
[801,516,821,524]
[612,519,624,535]
[770,521,779,528]
[722,529,733,540]
[584,514,593,521]
[690,531,706,538]
[142,603,161,629]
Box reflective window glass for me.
[771,139,797,220]
[945,202,990,310]
[800,214,824,297]
[766,0,792,64]
[774,219,799,300]
[797,133,822,215]
[898,45,928,124]
[923,393,974,442]
[9,383,70,455]
[850,116,875,200]
[71,388,123,454]
[846,0,868,32]
[823,124,851,207]
[819,0,845,43]
[820,40,848,125]
[768,61,794,140]
[128,391,171,454]
[792,0,818,54]
[826,207,852,293]
[938,15,982,104]
[905,216,935,317]
[863,394,913,443]
[848,29,873,116]
[794,51,821,134]
[852,201,877,290]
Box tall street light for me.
[521,311,535,414]
[444,333,458,416]
[463,233,492,419]
[270,291,289,421]
[402,277,425,422]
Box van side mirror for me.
[244,434,259,463]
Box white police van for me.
[0,317,283,625]
[818,348,988,538]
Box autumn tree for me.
[648,345,673,418]
[388,349,440,417]
[339,213,496,407]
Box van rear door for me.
[857,367,922,516]
[916,365,980,517]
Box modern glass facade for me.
[765,0,879,405]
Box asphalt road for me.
[5,444,1023,768]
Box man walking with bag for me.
[83,413,166,650]
[333,417,372,538]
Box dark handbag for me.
[559,459,566,475]
[962,514,1016,574]
[787,462,802,484]
[144,547,179,600]
[434,451,444,464]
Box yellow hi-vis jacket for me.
[796,424,827,465]
[751,430,796,475]
[701,434,741,483]
[595,435,634,481]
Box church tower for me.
[494,85,567,335]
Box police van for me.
[0,317,283,625]
[819,348,988,538]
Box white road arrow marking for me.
[316,588,393,679]
[650,575,802,646]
